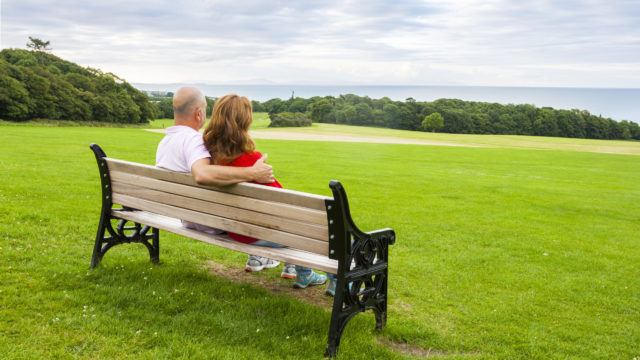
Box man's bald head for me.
[173,87,206,116]
[173,87,207,129]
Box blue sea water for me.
[134,84,639,123]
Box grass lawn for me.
[252,122,640,155]
[1,124,639,359]
[149,112,271,130]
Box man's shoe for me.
[294,271,327,289]
[245,255,280,272]
[280,264,297,279]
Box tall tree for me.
[26,37,52,52]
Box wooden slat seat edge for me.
[111,209,338,273]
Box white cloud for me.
[1,0,639,87]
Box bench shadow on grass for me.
[50,248,459,359]
[204,261,475,359]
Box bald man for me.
[156,87,273,185]
[156,87,273,236]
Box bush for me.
[268,112,312,127]
[422,112,444,132]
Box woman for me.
[202,94,334,293]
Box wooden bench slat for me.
[112,193,329,256]
[111,209,338,273]
[110,171,327,226]
[111,181,328,241]
[106,158,330,211]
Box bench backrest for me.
[105,158,332,256]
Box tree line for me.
[249,95,640,140]
[0,48,154,123]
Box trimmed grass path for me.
[146,124,640,155]
[146,128,473,147]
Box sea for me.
[134,84,640,123]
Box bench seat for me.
[112,209,339,273]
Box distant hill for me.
[0,49,154,123]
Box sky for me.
[1,0,639,87]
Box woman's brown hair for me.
[203,94,255,164]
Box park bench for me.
[89,144,396,357]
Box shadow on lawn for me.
[204,260,334,309]
[48,258,425,358]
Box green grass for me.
[1,124,639,359]
[149,112,271,130]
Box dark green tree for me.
[309,99,334,123]
[421,112,444,132]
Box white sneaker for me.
[245,255,280,272]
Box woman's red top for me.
[223,151,282,244]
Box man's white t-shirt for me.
[155,125,223,234]
[156,125,210,172]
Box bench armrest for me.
[326,181,395,266]
[366,228,396,246]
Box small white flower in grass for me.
[256,328,260,333]
[543,252,549,256]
